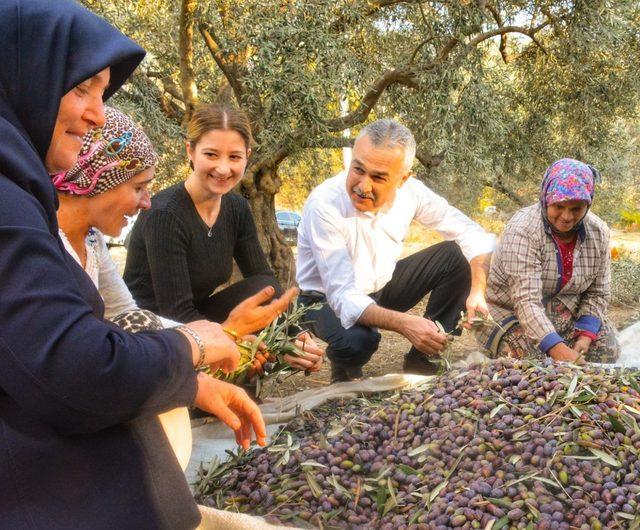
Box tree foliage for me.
[82,0,640,278]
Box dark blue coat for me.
[0,1,200,528]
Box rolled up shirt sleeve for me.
[412,181,495,261]
[304,202,375,329]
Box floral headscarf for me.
[539,158,601,235]
[52,106,157,196]
[540,158,600,208]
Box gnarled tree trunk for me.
[241,165,295,286]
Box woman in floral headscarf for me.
[476,158,620,363]
[53,106,169,328]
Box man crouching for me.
[296,119,495,382]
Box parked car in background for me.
[105,213,138,248]
[276,210,301,245]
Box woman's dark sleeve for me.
[0,180,197,435]
[142,209,207,322]
[233,196,275,278]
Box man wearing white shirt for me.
[296,119,495,382]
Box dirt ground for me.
[109,232,640,399]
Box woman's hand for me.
[194,373,267,449]
[285,332,325,372]
[573,335,592,357]
[178,321,239,373]
[549,342,586,364]
[224,286,298,337]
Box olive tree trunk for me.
[241,165,296,286]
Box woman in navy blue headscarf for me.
[0,1,288,527]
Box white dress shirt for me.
[296,172,496,329]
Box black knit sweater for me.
[124,182,273,322]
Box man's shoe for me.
[402,351,440,376]
[330,363,364,383]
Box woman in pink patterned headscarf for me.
[52,106,163,327]
[475,158,620,364]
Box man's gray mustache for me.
[353,187,374,200]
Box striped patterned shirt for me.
[477,204,611,353]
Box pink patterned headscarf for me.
[540,158,600,208]
[51,106,158,196]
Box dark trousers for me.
[196,274,282,323]
[299,242,471,369]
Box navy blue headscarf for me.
[0,0,145,227]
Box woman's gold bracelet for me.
[222,327,240,342]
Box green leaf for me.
[536,476,562,490]
[572,391,595,404]
[454,407,474,418]
[490,403,506,418]
[428,480,448,503]
[376,486,388,515]
[300,461,327,468]
[504,471,540,488]
[609,414,627,433]
[327,424,346,437]
[328,474,352,499]
[588,448,622,467]
[387,477,398,506]
[570,406,583,418]
[305,471,323,498]
[623,404,640,416]
[485,497,512,509]
[408,508,425,525]
[397,464,419,475]
[566,374,578,396]
[382,495,397,516]
[493,515,510,530]
[627,374,640,394]
[408,443,431,457]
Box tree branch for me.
[485,3,509,63]
[467,21,551,52]
[199,24,246,105]
[482,176,526,206]
[364,0,415,15]
[410,36,438,64]
[321,67,419,132]
[299,136,354,150]
[415,148,446,170]
[179,0,199,124]
[128,71,184,124]
[419,20,551,72]
[147,72,184,103]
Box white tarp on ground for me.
[189,326,640,529]
[618,320,640,364]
